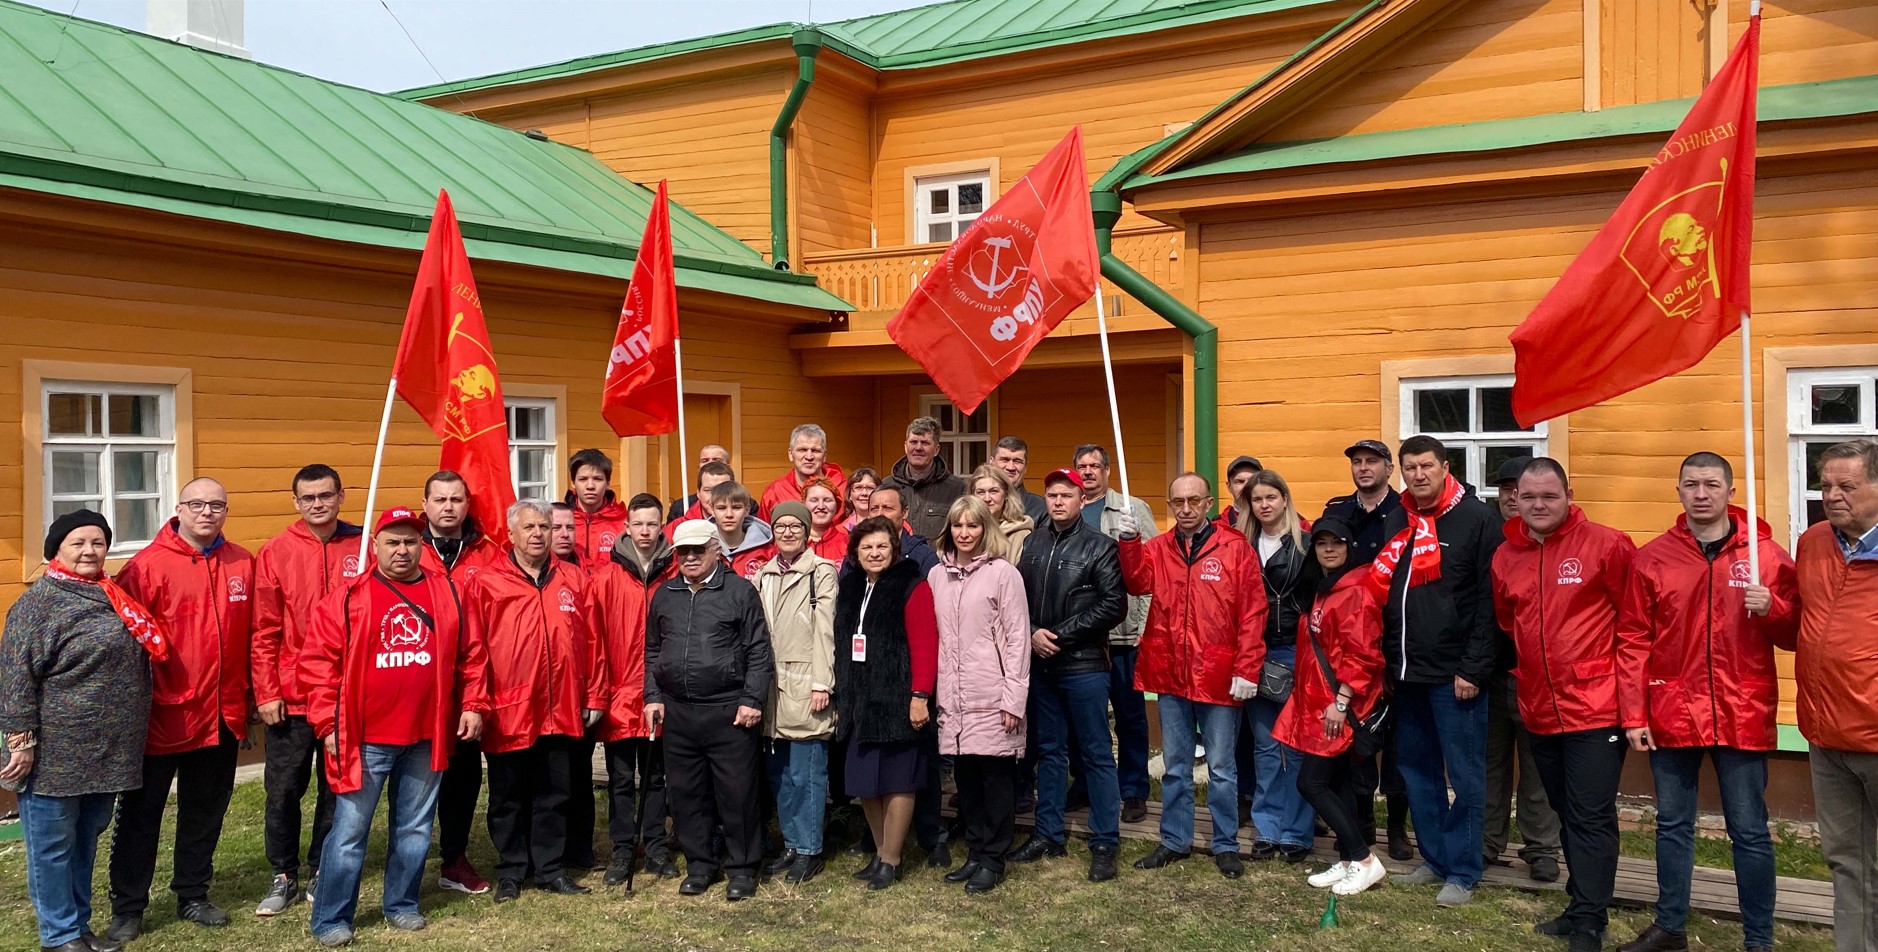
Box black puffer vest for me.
[833,558,928,745]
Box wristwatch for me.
[1334,697,1350,713]
[911,691,933,701]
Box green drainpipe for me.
[769,29,823,270]
[1091,189,1220,502]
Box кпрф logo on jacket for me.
[377,604,432,668]
[1556,558,1584,585]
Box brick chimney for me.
[146,0,249,59]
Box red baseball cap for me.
[374,506,425,535]
[1042,467,1081,489]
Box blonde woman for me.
[969,465,1034,553]
[1234,470,1316,862]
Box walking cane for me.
[623,720,659,895]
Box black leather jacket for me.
[1256,531,1310,648]
[1016,518,1127,676]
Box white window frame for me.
[42,381,177,555]
[913,170,991,246]
[1399,374,1547,500]
[506,397,558,502]
[918,393,991,476]
[1785,367,1878,544]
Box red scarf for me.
[44,560,171,661]
[1366,474,1466,601]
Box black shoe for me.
[42,940,90,952]
[1121,797,1148,824]
[1133,845,1191,870]
[725,875,756,901]
[926,841,953,869]
[178,899,229,928]
[82,934,124,952]
[1009,837,1067,863]
[104,915,141,944]
[1087,846,1118,882]
[1014,794,1035,815]
[678,871,720,896]
[643,853,681,879]
[538,875,590,895]
[1529,854,1562,883]
[1569,933,1604,952]
[1215,852,1245,879]
[493,879,522,903]
[1387,826,1414,861]
[1616,925,1687,952]
[603,847,636,886]
[866,861,899,891]
[964,865,1003,893]
[784,852,824,884]
[1279,844,1313,865]
[1249,840,1279,861]
[763,849,799,876]
[1536,917,1575,938]
[945,860,983,883]
[851,857,881,880]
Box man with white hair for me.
[760,424,847,520]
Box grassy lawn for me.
[0,781,1838,952]
[1611,825,1833,882]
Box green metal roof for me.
[1118,72,1878,190]
[0,0,849,312]
[399,0,1344,100]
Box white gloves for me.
[1230,677,1258,701]
[1117,510,1140,540]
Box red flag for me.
[1510,15,1758,425]
[602,180,681,437]
[393,190,518,546]
[887,127,1099,414]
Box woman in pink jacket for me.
[930,495,1031,895]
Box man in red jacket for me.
[1616,452,1797,952]
[299,506,489,946]
[417,470,502,895]
[105,477,254,940]
[1117,472,1267,880]
[1491,458,1639,952]
[469,499,607,902]
[566,448,627,566]
[759,423,848,520]
[251,464,364,917]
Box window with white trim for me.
[918,394,990,475]
[913,171,990,244]
[506,398,557,501]
[43,383,176,552]
[1786,368,1878,543]
[1400,375,1547,501]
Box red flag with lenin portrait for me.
[601,180,681,437]
[887,127,1099,414]
[393,189,517,546]
[1510,13,1759,426]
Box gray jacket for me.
[1096,489,1157,647]
[0,576,152,796]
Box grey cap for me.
[1495,455,1535,486]
[1227,455,1263,478]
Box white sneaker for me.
[1308,862,1350,888]
[1333,857,1388,896]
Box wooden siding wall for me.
[1598,0,1708,107]
[0,218,869,609]
[794,78,875,259]
[1261,0,1585,143]
[1734,0,1878,89]
[1196,165,1878,721]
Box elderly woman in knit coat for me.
[929,495,1031,894]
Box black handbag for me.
[1257,659,1294,704]
[1306,626,1389,757]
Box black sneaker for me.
[1132,845,1190,870]
[1529,854,1562,883]
[763,849,799,876]
[1009,837,1067,863]
[178,899,229,928]
[103,916,141,944]
[1387,824,1414,861]
[1215,852,1245,879]
[1087,846,1118,882]
[493,879,522,903]
[1249,840,1280,861]
[604,847,636,886]
[784,852,824,884]
[1279,844,1313,865]
[1121,797,1148,823]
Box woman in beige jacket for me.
[970,465,1034,553]
[753,501,840,883]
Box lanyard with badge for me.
[852,580,875,663]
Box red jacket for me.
[418,527,503,594]
[1274,571,1384,757]
[1119,525,1267,705]
[811,525,850,562]
[251,521,365,715]
[1620,509,1799,750]
[567,492,627,567]
[1491,506,1641,734]
[300,570,489,794]
[117,521,255,755]
[759,462,848,520]
[586,560,652,742]
[468,553,607,754]
[662,498,709,542]
[1795,521,1878,752]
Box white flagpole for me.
[359,377,398,565]
[673,339,691,506]
[1093,289,1131,502]
[1740,309,1760,584]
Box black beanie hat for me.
[44,508,112,561]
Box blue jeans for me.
[1033,669,1121,848]
[1066,646,1151,802]
[766,738,828,855]
[19,791,116,947]
[1248,647,1314,847]
[312,742,440,938]
[1651,746,1775,947]
[1394,680,1488,887]
[1158,695,1242,854]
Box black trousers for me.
[603,737,670,858]
[1530,727,1627,935]
[1350,726,1408,833]
[954,755,1018,874]
[913,733,947,850]
[1298,751,1370,863]
[262,715,335,877]
[564,738,597,870]
[109,729,240,915]
[664,701,763,878]
[438,737,482,863]
[485,735,578,885]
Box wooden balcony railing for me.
[802,226,1183,313]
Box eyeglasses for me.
[296,492,339,505]
[181,500,228,514]
[1166,496,1212,512]
[772,522,806,535]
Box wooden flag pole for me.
[1741,310,1760,584]
[673,338,691,506]
[1093,287,1131,502]
[359,376,398,564]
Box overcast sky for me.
[23,0,937,92]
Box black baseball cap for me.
[1343,440,1391,461]
[1227,455,1263,478]
[1495,455,1534,486]
[1311,516,1355,544]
